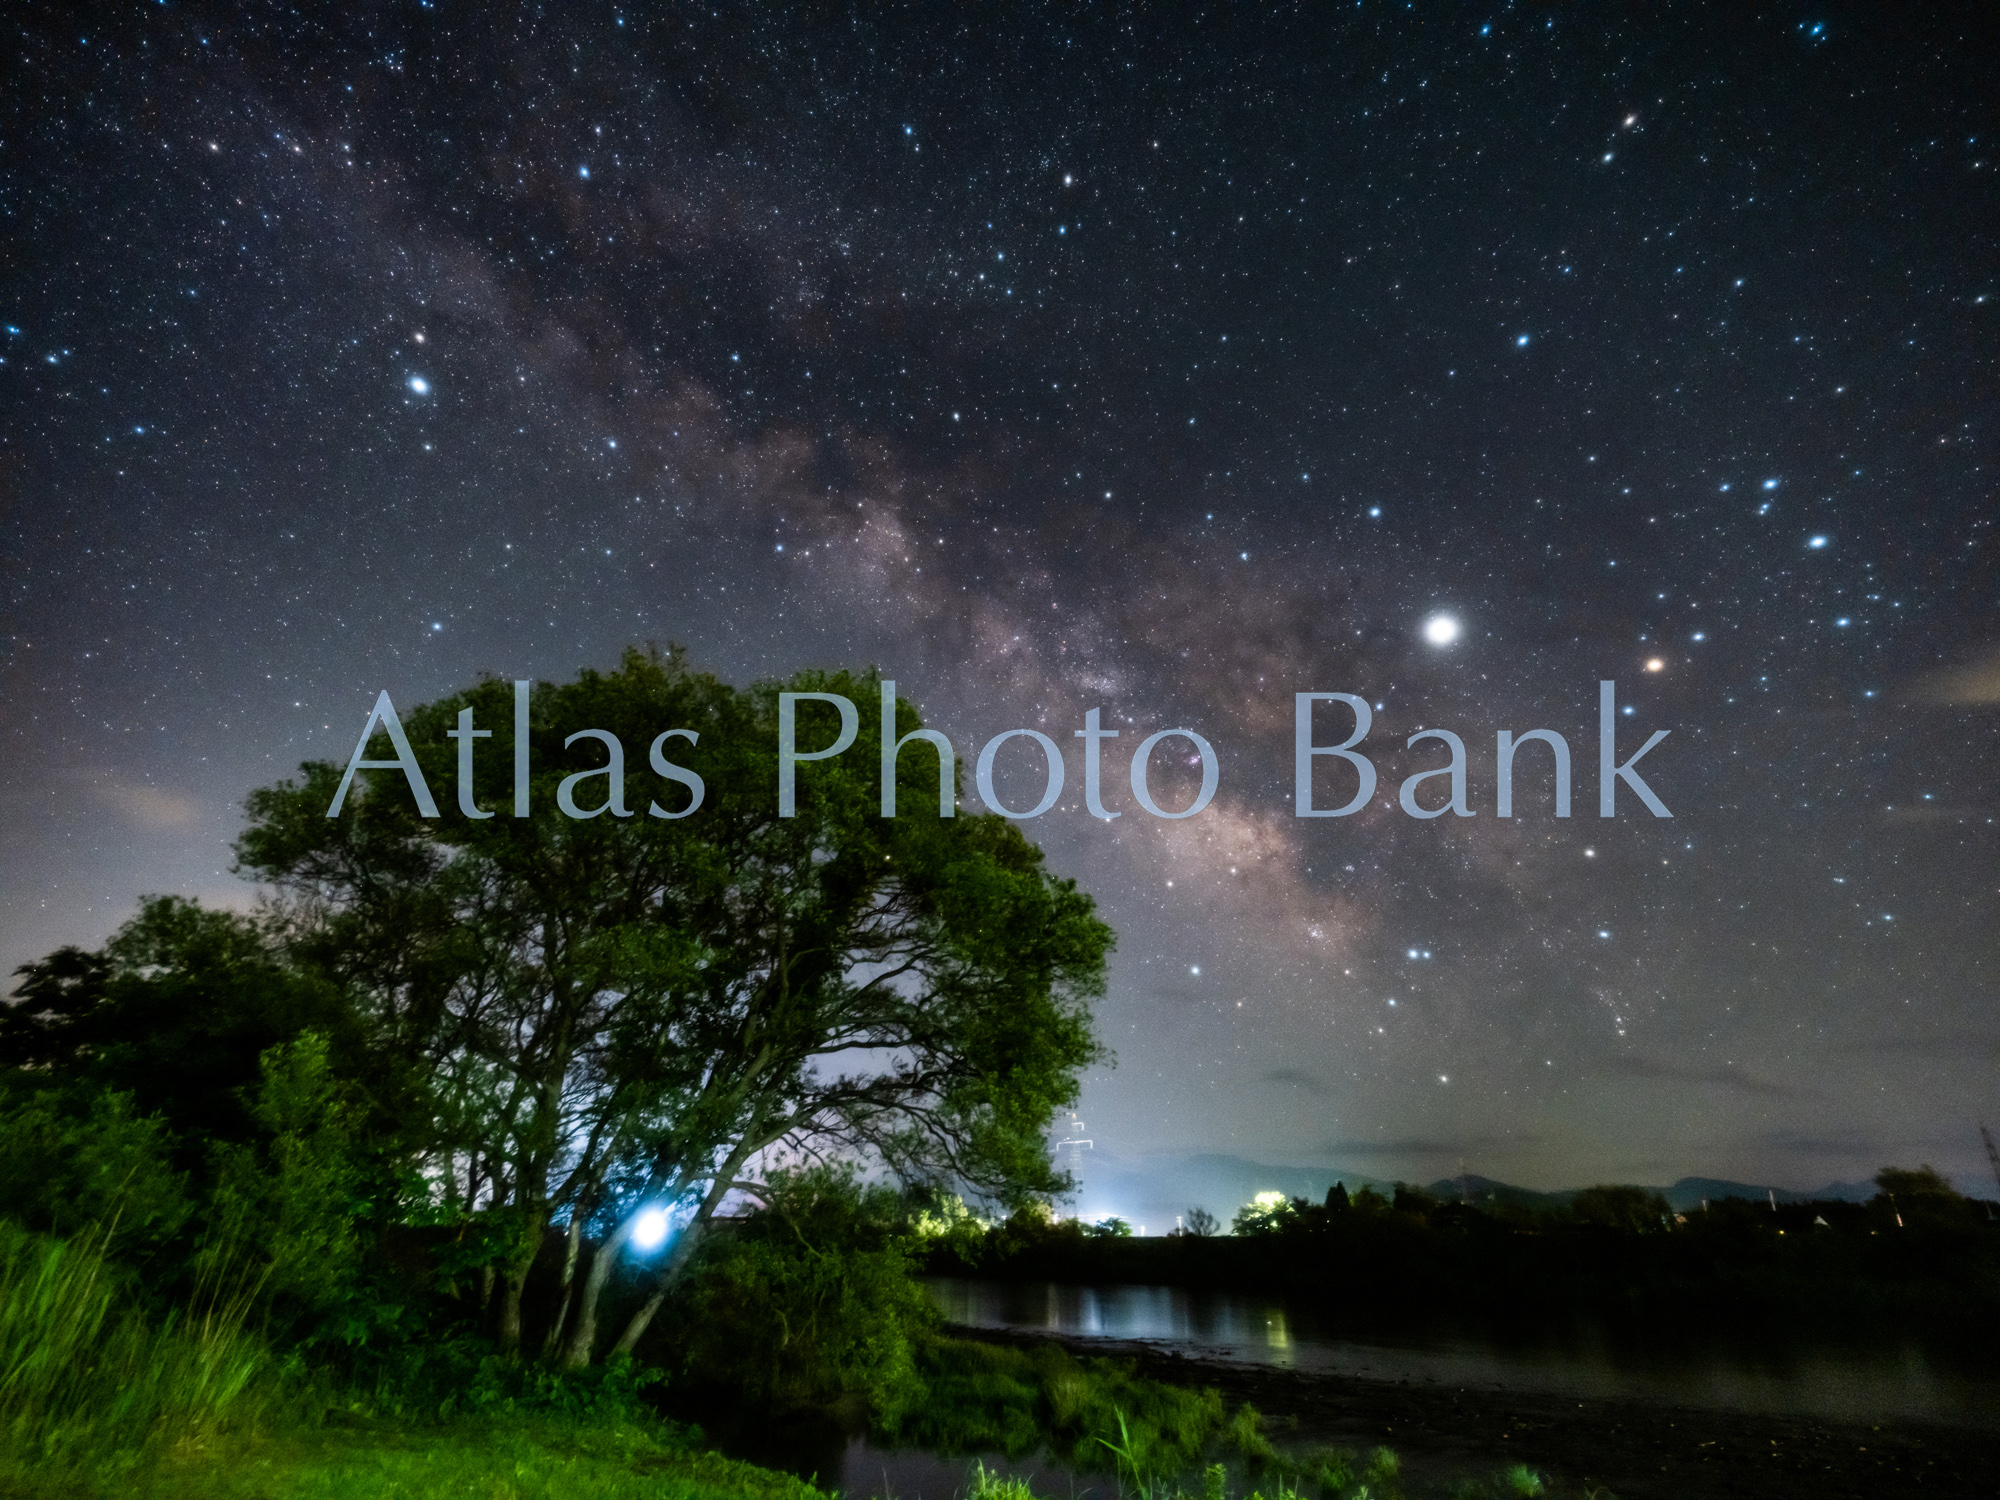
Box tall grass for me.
[0,1218,271,1487]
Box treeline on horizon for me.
[924,1175,2000,1362]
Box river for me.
[795,1276,2000,1497]
[923,1276,1999,1428]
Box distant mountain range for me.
[1069,1151,1885,1231]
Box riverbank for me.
[949,1326,2000,1500]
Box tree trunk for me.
[607,1146,752,1357]
[541,1216,587,1359]
[609,1215,706,1358]
[495,1216,544,1355]
[561,1215,630,1367]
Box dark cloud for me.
[1599,1056,1804,1100]
[1323,1137,1530,1160]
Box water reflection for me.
[945,1279,1300,1363]
[927,1276,1999,1429]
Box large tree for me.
[235,647,1111,1360]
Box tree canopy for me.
[233,647,1112,1360]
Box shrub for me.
[0,1086,191,1271]
[656,1166,935,1418]
[886,1337,1235,1476]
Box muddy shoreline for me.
[950,1324,2000,1500]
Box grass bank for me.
[0,1218,824,1500]
[94,1414,827,1500]
[0,1219,274,1493]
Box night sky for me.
[5,5,1996,1207]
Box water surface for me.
[925,1276,2000,1429]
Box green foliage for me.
[1,897,365,1161]
[201,1032,394,1348]
[968,1459,1041,1500]
[904,1185,992,1265]
[657,1166,935,1416]
[884,1336,1240,1476]
[1089,1216,1135,1238]
[0,898,414,1338]
[0,1085,191,1268]
[1305,1446,1355,1492]
[1226,1404,1275,1465]
[1446,1464,1549,1500]
[233,649,1114,1358]
[1232,1192,1299,1236]
[1363,1446,1401,1490]
[0,1219,272,1489]
[105,1411,825,1500]
[357,1338,667,1425]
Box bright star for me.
[1423,614,1461,645]
[1516,333,1531,346]
[1808,535,1829,549]
[408,375,429,395]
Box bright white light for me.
[1808,535,1829,549]
[407,375,429,395]
[631,1208,670,1251]
[1423,614,1460,645]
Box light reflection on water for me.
[924,1276,2000,1429]
[988,1281,1299,1361]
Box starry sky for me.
[4,5,1996,1200]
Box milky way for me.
[3,7,1995,1200]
